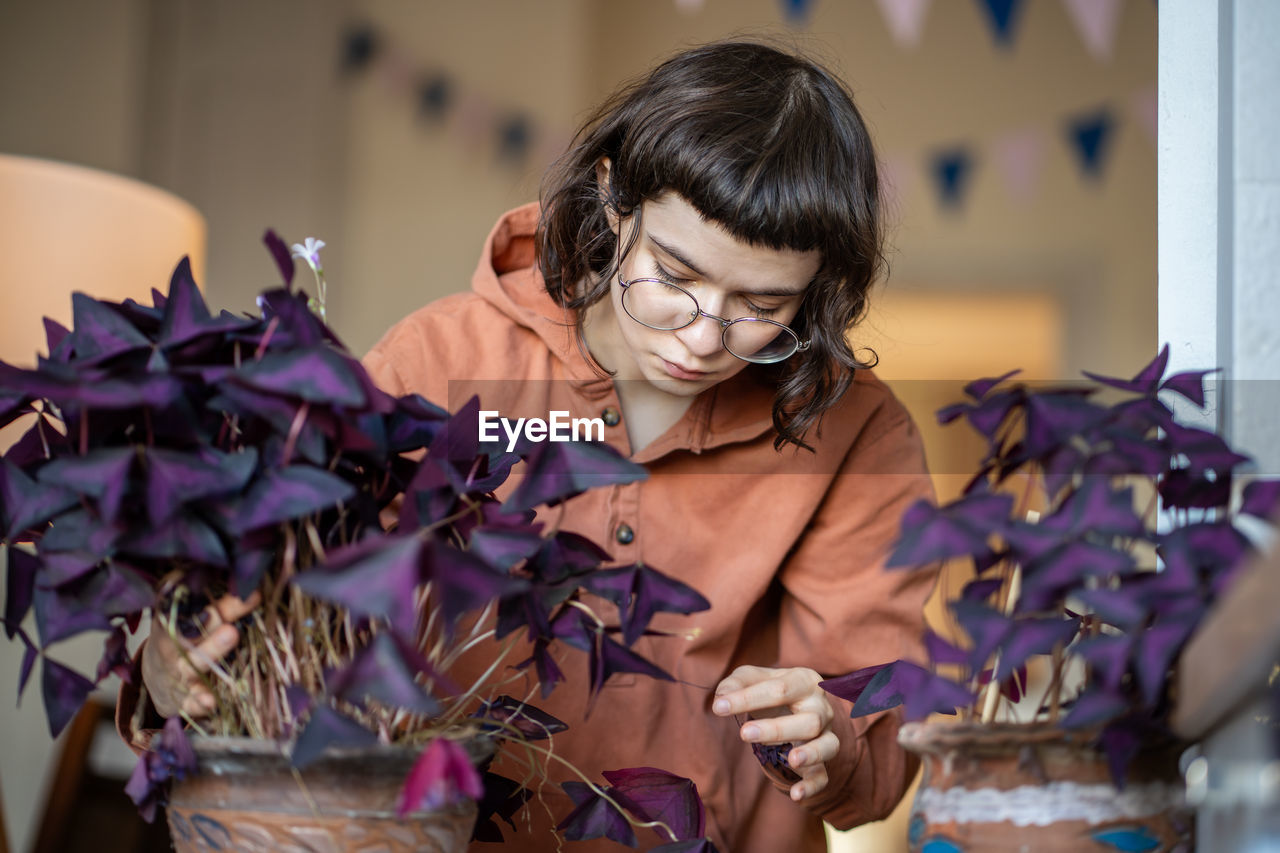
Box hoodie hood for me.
[469,202,592,378]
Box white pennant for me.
[1062,0,1124,62]
[875,0,932,49]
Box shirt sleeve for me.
[772,400,939,828]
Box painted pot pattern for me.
[166,737,478,853]
[899,722,1193,852]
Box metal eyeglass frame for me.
[616,275,811,364]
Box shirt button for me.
[601,406,621,427]
[614,523,635,545]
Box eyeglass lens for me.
[621,279,799,362]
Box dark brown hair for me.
[537,40,884,450]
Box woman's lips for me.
[661,359,708,380]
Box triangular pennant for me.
[992,127,1047,203]
[1062,0,1124,62]
[1065,108,1116,180]
[976,0,1026,47]
[782,0,816,26]
[876,0,932,48]
[930,148,976,210]
[878,153,916,213]
[1130,85,1157,147]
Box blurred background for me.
[0,1,1155,851]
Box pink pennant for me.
[875,0,932,49]
[1130,85,1157,147]
[992,127,1047,204]
[1062,0,1123,62]
[454,94,495,148]
[878,153,915,214]
[378,46,417,97]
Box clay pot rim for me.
[187,733,495,766]
[898,719,1102,753]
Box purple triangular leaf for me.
[473,695,568,741]
[924,629,970,666]
[2,460,79,539]
[36,447,135,523]
[472,772,533,842]
[232,466,355,533]
[1044,480,1145,537]
[887,493,1013,568]
[1082,346,1168,395]
[603,767,705,842]
[233,347,368,408]
[469,522,546,571]
[263,229,295,287]
[290,704,378,768]
[557,780,638,847]
[585,564,710,646]
[949,600,1012,670]
[1241,479,1280,520]
[67,292,151,363]
[398,738,483,816]
[41,657,95,738]
[293,534,424,631]
[994,615,1081,682]
[326,631,442,715]
[421,539,529,631]
[1160,468,1232,511]
[1164,423,1252,475]
[1134,617,1197,707]
[1072,634,1133,691]
[119,512,227,566]
[503,437,647,513]
[1061,687,1127,729]
[964,369,1021,401]
[1073,586,1148,628]
[146,446,258,527]
[1020,542,1136,609]
[819,663,891,706]
[1160,369,1216,407]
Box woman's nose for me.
[674,311,726,358]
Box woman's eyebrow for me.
[646,233,807,297]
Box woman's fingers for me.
[713,666,820,716]
[144,592,259,719]
[790,763,830,801]
[739,710,824,744]
[788,730,839,770]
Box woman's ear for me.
[595,157,618,234]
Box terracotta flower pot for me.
[166,737,480,853]
[898,721,1192,852]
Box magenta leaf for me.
[1082,345,1169,395]
[584,563,710,646]
[126,716,197,822]
[233,347,368,408]
[1241,479,1280,520]
[993,615,1081,682]
[67,291,151,363]
[325,631,442,716]
[262,229,295,287]
[557,780,638,847]
[473,695,568,741]
[4,546,38,637]
[826,660,971,721]
[41,656,95,738]
[1061,687,1128,729]
[232,466,355,533]
[1,460,79,539]
[397,738,483,816]
[290,704,378,768]
[293,534,424,631]
[503,437,647,513]
[887,493,1013,567]
[603,767,706,843]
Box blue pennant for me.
[1067,108,1116,180]
[1092,825,1161,851]
[976,0,1025,47]
[782,0,815,25]
[930,148,976,211]
[921,837,965,853]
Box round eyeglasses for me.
[617,276,811,364]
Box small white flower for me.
[291,237,326,270]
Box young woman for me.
[138,40,937,852]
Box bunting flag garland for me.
[781,0,816,26]
[931,148,977,210]
[1065,108,1116,180]
[976,0,1026,48]
[1062,0,1124,62]
[341,25,380,74]
[875,0,932,49]
[417,74,454,122]
[991,127,1048,203]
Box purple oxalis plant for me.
[821,348,1280,785]
[0,235,718,850]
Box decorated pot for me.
[166,736,480,853]
[898,721,1192,852]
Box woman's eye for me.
[653,265,691,285]
[743,299,782,318]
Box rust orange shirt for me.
[361,203,938,852]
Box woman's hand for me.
[712,665,838,802]
[141,592,259,719]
